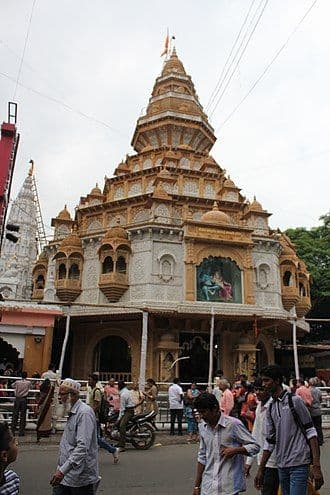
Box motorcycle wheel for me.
[130,424,155,450]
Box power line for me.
[13,0,37,100]
[217,0,319,131]
[0,70,127,136]
[206,0,257,112]
[0,38,69,103]
[209,0,269,119]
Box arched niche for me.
[196,256,242,303]
[93,335,132,376]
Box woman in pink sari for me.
[36,378,54,442]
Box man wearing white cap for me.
[50,378,99,494]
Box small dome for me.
[90,183,102,196]
[201,202,230,225]
[57,205,72,221]
[250,196,263,211]
[223,176,236,188]
[60,229,82,249]
[103,226,128,242]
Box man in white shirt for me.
[117,380,135,451]
[245,379,278,495]
[168,378,184,435]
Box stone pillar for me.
[139,311,148,390]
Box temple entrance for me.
[0,338,20,373]
[179,333,219,383]
[93,336,132,382]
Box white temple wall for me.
[252,240,282,308]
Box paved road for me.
[15,439,330,494]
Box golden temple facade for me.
[32,49,311,382]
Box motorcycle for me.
[105,410,157,450]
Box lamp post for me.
[208,307,215,388]
[292,306,299,380]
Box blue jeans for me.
[97,423,116,454]
[278,464,309,495]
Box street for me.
[15,438,330,494]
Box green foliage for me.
[285,212,330,305]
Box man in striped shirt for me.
[0,422,19,494]
[193,393,259,495]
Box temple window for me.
[116,256,127,274]
[299,283,306,297]
[103,256,114,274]
[283,271,293,287]
[36,274,45,289]
[68,263,80,280]
[58,263,66,279]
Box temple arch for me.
[93,335,132,381]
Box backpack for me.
[93,388,110,423]
[269,392,312,454]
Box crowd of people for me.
[0,363,327,494]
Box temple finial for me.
[28,159,34,176]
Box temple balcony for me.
[99,272,129,302]
[296,295,311,318]
[281,285,299,311]
[55,278,82,302]
[31,288,45,300]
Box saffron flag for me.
[161,30,169,57]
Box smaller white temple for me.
[0,165,38,300]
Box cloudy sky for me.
[0,0,329,237]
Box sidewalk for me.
[17,430,196,447]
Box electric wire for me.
[1,38,68,102]
[13,0,37,100]
[0,70,127,136]
[209,0,269,119]
[206,0,257,112]
[217,0,319,131]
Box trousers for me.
[261,467,279,495]
[53,484,95,495]
[278,464,309,495]
[11,397,27,434]
[118,408,134,448]
[170,409,183,435]
[97,422,116,454]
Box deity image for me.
[196,256,242,303]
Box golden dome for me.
[90,183,102,196]
[57,205,72,221]
[250,196,263,211]
[280,235,297,257]
[60,229,82,249]
[201,202,230,225]
[103,226,128,242]
[223,176,236,188]
[162,48,186,76]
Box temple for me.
[32,49,311,382]
[0,166,38,300]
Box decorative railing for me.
[1,377,329,431]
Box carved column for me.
[233,343,257,380]
[156,333,179,383]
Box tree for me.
[285,212,330,304]
[286,212,330,342]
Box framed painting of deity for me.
[196,256,242,303]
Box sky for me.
[0,0,329,238]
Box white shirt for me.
[246,398,277,468]
[168,383,183,409]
